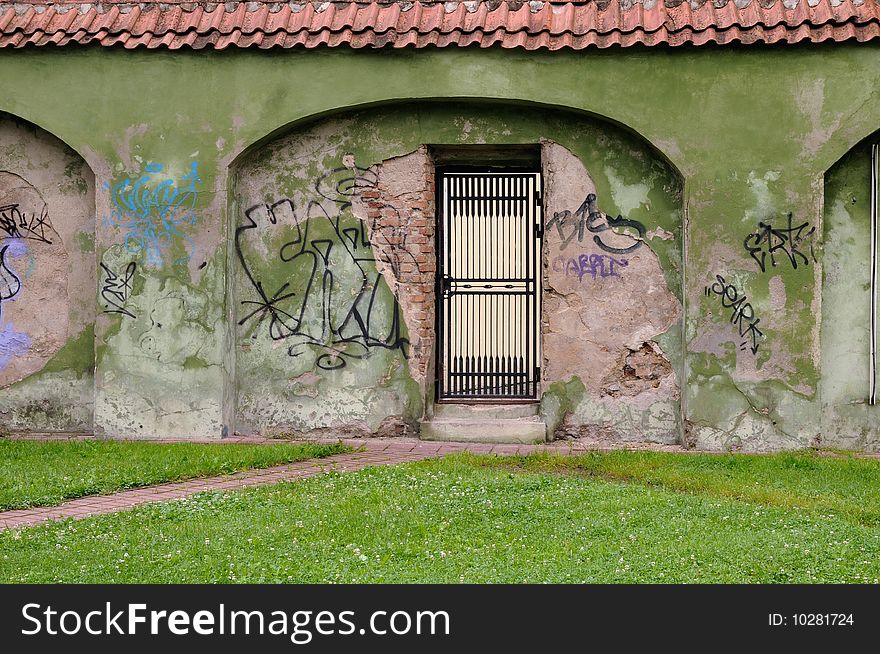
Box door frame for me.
[434,164,544,404]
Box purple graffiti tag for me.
[6,239,27,258]
[552,253,628,282]
[0,240,27,332]
[0,322,30,371]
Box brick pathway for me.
[3,436,670,532]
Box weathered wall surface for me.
[820,140,880,451]
[0,114,95,432]
[233,122,420,436]
[685,168,824,451]
[366,147,437,390]
[95,156,228,439]
[232,105,681,439]
[0,44,877,448]
[541,142,682,444]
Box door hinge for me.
[534,222,544,238]
[534,189,543,207]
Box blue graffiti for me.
[103,161,200,266]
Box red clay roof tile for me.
[0,1,877,51]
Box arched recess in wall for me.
[229,101,684,443]
[0,112,96,433]
[820,132,880,451]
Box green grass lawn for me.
[470,449,880,527]
[1,451,878,583]
[0,439,347,510]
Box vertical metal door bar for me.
[872,143,878,405]
[524,174,530,397]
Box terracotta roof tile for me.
[0,1,877,51]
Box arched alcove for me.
[820,133,880,450]
[229,101,684,443]
[0,112,96,433]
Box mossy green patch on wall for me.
[540,377,586,437]
[94,248,227,439]
[75,230,95,253]
[39,325,94,379]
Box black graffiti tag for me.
[705,274,764,355]
[545,193,646,254]
[236,166,410,371]
[0,203,52,244]
[0,244,22,327]
[100,262,137,318]
[0,172,55,333]
[743,213,816,273]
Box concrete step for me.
[431,403,539,420]
[419,417,547,444]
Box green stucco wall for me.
[0,43,878,449]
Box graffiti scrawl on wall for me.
[100,261,137,318]
[0,241,25,369]
[237,165,409,371]
[705,274,764,355]
[0,171,59,370]
[103,161,200,267]
[0,174,52,245]
[546,193,646,254]
[0,320,30,370]
[552,253,628,282]
[0,241,21,306]
[743,213,817,273]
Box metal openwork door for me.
[437,171,542,401]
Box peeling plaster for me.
[744,170,781,224]
[768,275,787,311]
[541,142,682,444]
[232,116,418,437]
[604,165,651,216]
[365,146,435,387]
